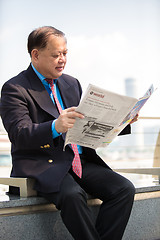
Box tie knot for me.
[45,78,54,86]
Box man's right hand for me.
[55,107,84,133]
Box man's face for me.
[32,35,67,79]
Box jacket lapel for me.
[25,65,80,121]
[57,75,79,108]
[26,65,59,119]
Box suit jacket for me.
[0,64,131,193]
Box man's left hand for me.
[130,113,139,124]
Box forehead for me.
[46,35,67,52]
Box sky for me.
[0,0,160,117]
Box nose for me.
[58,53,66,62]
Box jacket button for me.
[48,159,53,163]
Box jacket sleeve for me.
[0,82,55,150]
[118,124,131,135]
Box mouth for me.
[56,66,64,72]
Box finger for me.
[66,107,77,112]
[130,114,139,124]
[134,114,139,121]
[65,107,84,118]
[66,110,84,119]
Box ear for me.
[31,49,39,62]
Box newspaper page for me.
[64,84,155,149]
[101,84,155,148]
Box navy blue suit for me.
[0,64,134,239]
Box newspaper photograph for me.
[64,84,155,150]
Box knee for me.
[59,186,87,209]
[123,179,135,200]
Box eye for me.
[63,51,67,56]
[51,51,68,59]
[52,54,60,59]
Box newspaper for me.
[64,84,155,149]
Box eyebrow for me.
[57,49,68,53]
[51,49,68,55]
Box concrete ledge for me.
[123,193,160,240]
[0,185,160,240]
[0,174,160,239]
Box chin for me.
[56,72,63,78]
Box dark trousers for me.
[39,159,135,240]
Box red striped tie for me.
[45,79,82,178]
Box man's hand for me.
[130,113,139,124]
[55,107,84,133]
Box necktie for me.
[45,79,82,178]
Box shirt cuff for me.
[52,120,62,139]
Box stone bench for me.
[0,185,160,240]
[1,170,160,239]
